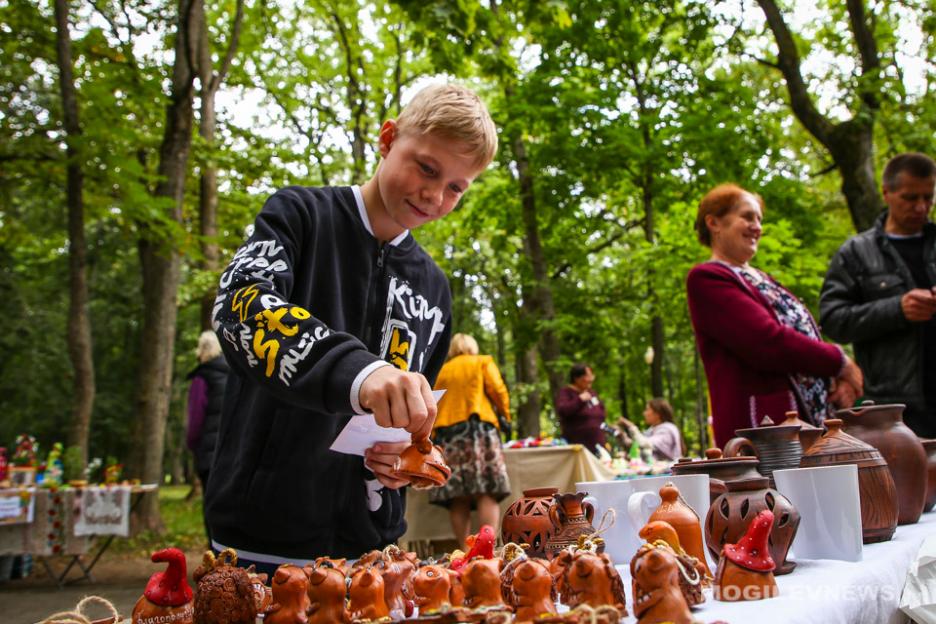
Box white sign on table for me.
[73,485,131,536]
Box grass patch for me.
[107,485,208,556]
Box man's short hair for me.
[882,153,936,190]
[396,83,498,169]
[569,363,590,383]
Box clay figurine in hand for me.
[647,482,711,578]
[562,550,627,614]
[505,558,557,622]
[713,509,778,602]
[460,557,506,611]
[413,564,457,614]
[630,545,693,624]
[639,521,707,605]
[132,548,194,624]
[391,436,452,489]
[347,564,390,622]
[380,546,416,619]
[193,549,257,624]
[305,561,348,624]
[265,564,312,624]
[449,525,496,572]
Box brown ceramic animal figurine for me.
[305,563,347,624]
[265,564,312,624]
[562,550,627,613]
[244,565,273,614]
[412,565,456,614]
[548,549,573,605]
[646,483,711,578]
[714,509,778,602]
[193,550,257,624]
[639,521,707,605]
[630,545,693,624]
[506,558,557,621]
[392,437,452,489]
[460,558,506,610]
[132,548,194,624]
[347,565,390,622]
[380,547,416,619]
[314,557,349,575]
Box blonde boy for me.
[206,84,497,570]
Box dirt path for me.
[0,550,204,624]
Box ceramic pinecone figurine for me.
[193,549,257,624]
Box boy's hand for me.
[364,442,411,489]
[359,366,437,440]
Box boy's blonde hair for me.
[448,333,480,359]
[396,84,498,169]
[197,330,223,363]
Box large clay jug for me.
[922,440,936,514]
[544,492,598,560]
[836,401,927,525]
[723,416,803,487]
[501,487,558,558]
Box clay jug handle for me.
[582,500,595,524]
[548,502,562,529]
[723,437,758,458]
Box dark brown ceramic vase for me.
[836,402,927,525]
[704,475,800,575]
[921,440,936,513]
[800,419,898,543]
[723,416,804,487]
[781,410,823,453]
[501,487,558,558]
[544,492,598,560]
[672,448,762,504]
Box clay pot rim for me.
[673,455,759,467]
[522,487,560,497]
[835,401,906,421]
[734,423,802,438]
[921,439,936,451]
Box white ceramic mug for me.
[772,464,863,562]
[576,474,711,567]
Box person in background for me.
[430,333,512,550]
[617,398,685,462]
[187,330,229,541]
[820,153,936,438]
[687,184,863,448]
[556,363,606,454]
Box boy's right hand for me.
[359,366,437,440]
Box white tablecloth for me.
[615,511,936,624]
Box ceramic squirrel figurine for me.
[132,548,194,624]
[265,564,312,624]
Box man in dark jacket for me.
[819,153,936,437]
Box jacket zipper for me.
[365,243,388,352]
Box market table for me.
[402,444,615,549]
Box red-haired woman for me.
[687,184,863,448]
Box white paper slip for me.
[329,389,447,456]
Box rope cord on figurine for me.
[577,506,616,552]
[41,595,121,624]
[648,538,702,586]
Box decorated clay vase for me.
[265,564,311,624]
[800,418,898,543]
[392,437,452,489]
[672,448,762,504]
[544,492,599,560]
[922,440,936,513]
[638,521,706,606]
[193,549,257,624]
[460,558,505,610]
[724,415,804,486]
[502,487,559,558]
[713,509,778,602]
[836,401,927,525]
[132,548,194,624]
[705,475,800,574]
[562,550,627,612]
[504,558,557,621]
[630,545,693,624]
[305,563,347,624]
[347,565,390,622]
[647,482,711,578]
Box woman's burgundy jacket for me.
[686,261,845,448]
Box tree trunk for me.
[515,342,540,439]
[133,0,199,531]
[693,346,708,455]
[618,367,629,421]
[53,0,95,465]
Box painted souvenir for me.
[193,549,257,624]
[347,564,390,622]
[502,488,559,558]
[41,442,64,488]
[630,545,693,624]
[449,525,496,572]
[638,521,706,606]
[391,437,452,489]
[132,548,194,624]
[413,565,455,614]
[380,546,416,619]
[646,483,711,578]
[305,562,347,624]
[504,558,557,622]
[460,558,506,610]
[544,492,600,559]
[713,509,778,602]
[264,564,312,624]
[562,550,627,613]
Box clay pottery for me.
[704,475,799,575]
[413,565,455,614]
[713,510,778,602]
[505,558,557,621]
[630,545,693,624]
[724,415,803,486]
[265,564,311,624]
[133,548,194,624]
[381,547,416,619]
[544,492,599,560]
[647,482,711,578]
[193,549,257,624]
[245,566,273,614]
[392,437,452,489]
[922,440,936,513]
[501,487,559,558]
[671,449,761,504]
[347,565,390,622]
[638,522,706,605]
[562,551,627,611]
[460,558,505,610]
[836,402,927,525]
[800,418,898,543]
[781,410,823,453]
[305,563,347,624]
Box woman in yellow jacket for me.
[431,333,512,549]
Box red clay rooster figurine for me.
[449,525,496,573]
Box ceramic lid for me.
[734,414,802,439]
[781,410,821,431]
[800,419,885,465]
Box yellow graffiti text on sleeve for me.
[387,328,411,372]
[254,307,300,336]
[231,284,260,323]
[251,306,313,378]
[253,330,279,377]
